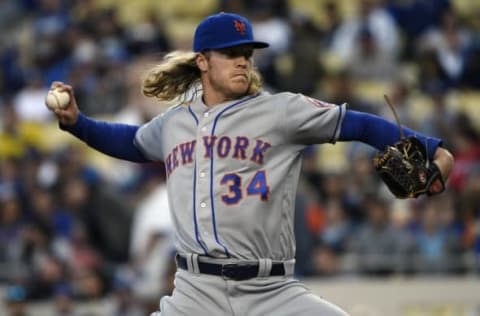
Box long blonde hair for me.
[142,51,263,104]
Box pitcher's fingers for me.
[57,108,71,116]
[53,108,71,117]
[51,81,64,89]
[60,84,73,95]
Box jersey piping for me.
[330,104,344,143]
[209,93,261,257]
[187,106,209,255]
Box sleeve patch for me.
[305,96,336,108]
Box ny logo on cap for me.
[233,20,246,35]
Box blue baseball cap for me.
[193,13,269,52]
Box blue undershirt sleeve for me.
[60,113,150,163]
[339,110,442,160]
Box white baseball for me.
[45,88,71,110]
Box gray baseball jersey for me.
[134,91,346,261]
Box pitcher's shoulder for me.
[164,103,184,114]
[143,103,185,126]
[253,91,299,104]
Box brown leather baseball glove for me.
[373,137,445,198]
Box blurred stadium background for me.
[0,0,479,315]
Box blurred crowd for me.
[1,0,480,315]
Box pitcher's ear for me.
[196,53,208,72]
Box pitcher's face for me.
[198,45,255,101]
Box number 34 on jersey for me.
[163,135,272,206]
[221,170,270,205]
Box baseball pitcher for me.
[48,12,454,316]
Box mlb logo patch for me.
[305,96,335,108]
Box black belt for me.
[176,254,286,281]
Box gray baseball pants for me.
[151,257,349,316]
